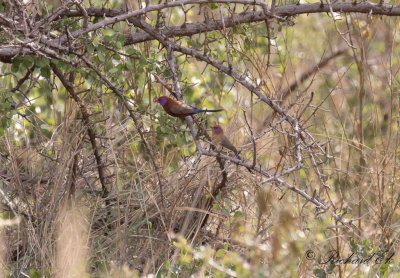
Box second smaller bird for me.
[210,125,241,159]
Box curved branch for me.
[199,147,355,228]
[259,43,349,131]
[60,2,400,45]
[1,2,399,62]
[50,62,109,199]
[125,2,400,45]
[57,2,400,20]
[124,16,357,228]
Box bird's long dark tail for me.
[190,106,223,113]
[204,108,224,113]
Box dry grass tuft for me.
[54,202,89,278]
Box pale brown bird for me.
[210,125,241,159]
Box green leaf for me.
[126,60,134,71]
[43,269,51,277]
[87,44,94,54]
[139,55,146,66]
[98,52,105,62]
[117,63,126,72]
[209,2,218,9]
[93,16,101,24]
[299,168,306,178]
[222,207,230,217]
[104,35,113,43]
[126,48,138,55]
[109,67,119,74]
[118,34,126,43]
[112,53,121,61]
[313,268,326,278]
[11,59,21,73]
[35,57,49,68]
[80,69,88,78]
[216,249,225,258]
[1,117,10,129]
[168,134,175,142]
[29,268,41,278]
[92,37,99,46]
[350,238,357,252]
[40,66,51,79]
[22,56,34,68]
[115,41,123,49]
[98,45,106,52]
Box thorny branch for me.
[165,45,229,232]
[79,55,169,233]
[127,16,354,227]
[50,62,110,200]
[1,2,400,61]
[243,110,256,168]
[325,0,355,49]
[0,0,382,232]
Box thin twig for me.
[243,110,256,168]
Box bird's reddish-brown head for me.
[210,125,223,134]
[154,96,170,106]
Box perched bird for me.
[154,96,223,119]
[210,125,241,159]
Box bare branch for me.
[243,110,256,168]
[50,62,110,200]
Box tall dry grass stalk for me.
[0,227,7,278]
[54,202,89,278]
